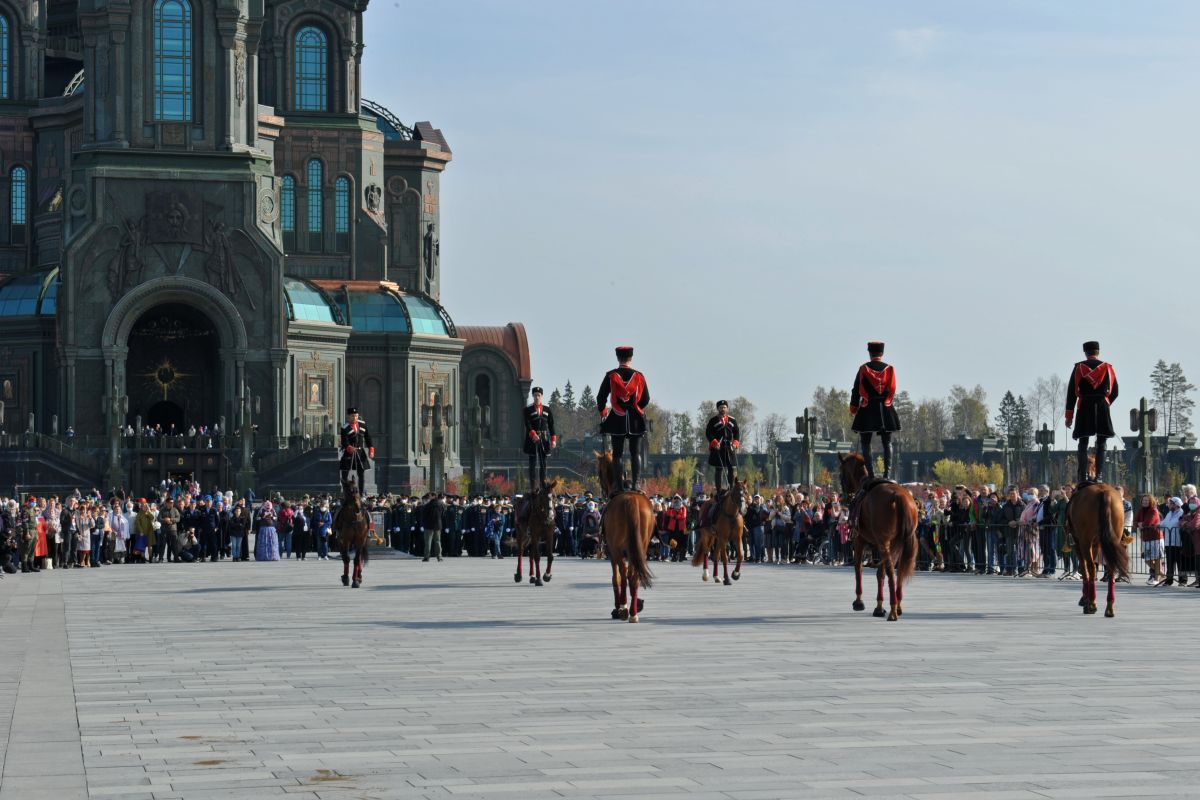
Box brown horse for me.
[839,453,918,621]
[596,451,655,622]
[514,478,561,587]
[332,482,371,588]
[1065,482,1129,617]
[691,479,747,585]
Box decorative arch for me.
[101,276,249,352]
[284,16,342,112]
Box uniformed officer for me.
[1065,340,1119,484]
[339,407,374,490]
[850,341,901,479]
[597,346,650,493]
[705,400,741,495]
[522,386,557,488]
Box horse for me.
[1065,482,1129,617]
[596,451,655,622]
[838,453,918,621]
[332,482,371,588]
[690,479,747,585]
[514,478,561,587]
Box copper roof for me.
[457,323,531,381]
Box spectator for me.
[1136,493,1163,585]
[1159,496,1185,587]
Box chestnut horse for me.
[597,451,655,622]
[691,479,747,585]
[514,478,561,587]
[839,453,918,621]
[1065,482,1129,617]
[332,482,371,588]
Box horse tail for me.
[895,492,918,586]
[1097,489,1128,580]
[690,527,710,567]
[626,499,654,589]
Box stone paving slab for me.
[1,556,1198,798]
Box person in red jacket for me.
[1065,340,1118,485]
[850,341,901,479]
[663,495,689,562]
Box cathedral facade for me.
[0,0,530,493]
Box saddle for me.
[849,477,896,530]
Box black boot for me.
[1094,438,1107,483]
[611,459,625,496]
[630,448,641,492]
[881,437,892,480]
[860,433,875,478]
[1077,440,1089,484]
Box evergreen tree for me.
[562,381,576,411]
[548,388,563,410]
[578,384,595,414]
[1152,360,1196,435]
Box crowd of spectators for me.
[4,479,1199,587]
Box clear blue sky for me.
[363,1,1200,437]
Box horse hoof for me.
[617,607,629,621]
[543,574,552,582]
[852,600,865,611]
[702,570,710,582]
[723,577,732,586]
[351,581,360,589]
[888,612,899,621]
[1078,596,1086,607]
[535,579,543,587]
[1083,605,1096,615]
[341,575,349,587]
[513,573,521,583]
[896,606,903,617]
[731,571,740,581]
[637,598,645,612]
[873,607,886,618]
[1105,606,1115,618]
[611,608,621,619]
[628,615,639,623]
[529,576,537,584]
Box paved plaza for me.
[1,554,1198,800]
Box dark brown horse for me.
[691,479,747,585]
[1065,482,1129,617]
[597,451,655,622]
[332,482,370,588]
[839,453,918,621]
[514,478,560,587]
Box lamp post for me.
[421,392,454,494]
[795,408,817,487]
[1035,423,1054,485]
[465,397,490,489]
[1131,397,1157,495]
[236,384,260,494]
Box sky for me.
[362,1,1200,439]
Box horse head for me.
[728,478,749,513]
[838,452,868,496]
[595,450,614,495]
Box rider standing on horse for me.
[339,407,375,490]
[597,345,650,493]
[1065,340,1118,485]
[706,401,741,496]
[522,386,557,488]
[850,341,901,479]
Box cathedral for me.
[0,0,531,493]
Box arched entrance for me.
[126,303,219,432]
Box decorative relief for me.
[423,180,437,214]
[386,176,407,197]
[234,48,247,106]
[257,189,278,223]
[364,184,382,213]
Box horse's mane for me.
[839,452,869,494]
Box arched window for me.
[153,0,193,121]
[474,373,493,439]
[10,166,25,244]
[306,159,322,249]
[294,25,328,111]
[280,175,296,250]
[335,176,350,251]
[0,17,10,100]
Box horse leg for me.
[1105,570,1116,618]
[533,547,543,587]
[852,539,865,611]
[885,552,898,621]
[873,559,886,618]
[341,550,350,587]
[629,567,640,623]
[732,530,743,581]
[611,559,625,619]
[514,538,524,583]
[722,539,731,586]
[702,542,711,582]
[896,580,904,618]
[351,551,361,588]
[1078,550,1090,608]
[544,538,554,582]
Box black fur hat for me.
[867,341,885,357]
[1083,341,1100,354]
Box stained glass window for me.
[0,17,10,100]
[281,176,295,232]
[306,159,322,233]
[153,0,192,121]
[294,26,328,111]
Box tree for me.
[811,386,853,441]
[908,398,949,451]
[562,381,576,411]
[948,384,989,438]
[694,397,757,452]
[644,402,672,453]
[1151,360,1196,435]
[995,391,1032,450]
[578,385,595,414]
[933,458,1004,490]
[755,413,788,455]
[673,412,699,453]
[893,391,915,430]
[669,457,698,492]
[548,387,563,411]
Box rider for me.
[706,400,741,496]
[522,386,557,488]
[1065,340,1118,485]
[339,407,375,490]
[597,345,650,494]
[850,341,901,479]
